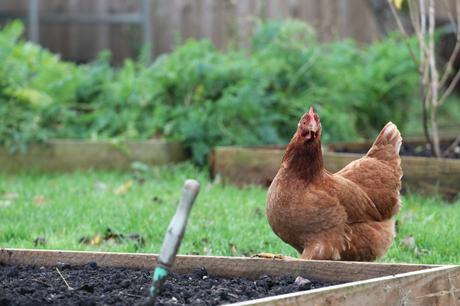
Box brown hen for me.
[266,106,402,261]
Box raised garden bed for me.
[0,139,187,173]
[327,137,460,159]
[210,140,460,200]
[1,248,459,305]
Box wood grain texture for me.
[0,0,381,63]
[0,248,435,282]
[1,248,457,306]
[1,0,458,63]
[234,265,460,306]
[0,139,187,172]
[210,146,460,199]
[326,136,458,153]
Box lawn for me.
[0,162,459,265]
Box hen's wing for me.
[336,122,402,219]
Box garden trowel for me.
[145,179,200,305]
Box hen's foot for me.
[251,253,294,260]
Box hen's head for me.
[297,106,321,143]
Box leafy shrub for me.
[0,21,81,152]
[0,20,419,163]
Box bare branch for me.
[409,0,427,72]
[439,0,460,88]
[428,0,442,157]
[439,41,460,87]
[421,85,433,148]
[407,1,431,74]
[422,56,430,85]
[442,135,460,157]
[408,0,420,33]
[457,0,460,32]
[420,0,426,34]
[428,0,438,106]
[439,68,460,104]
[386,0,420,67]
[441,0,458,30]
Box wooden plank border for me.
[1,248,457,306]
[234,265,460,306]
[0,248,435,282]
[210,146,460,199]
[0,139,187,172]
[326,136,457,153]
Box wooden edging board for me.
[0,139,187,172]
[326,136,456,153]
[210,146,460,199]
[1,249,459,306]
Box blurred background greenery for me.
[4,19,455,164]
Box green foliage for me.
[0,21,81,153]
[351,35,420,136]
[0,20,419,163]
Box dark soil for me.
[0,262,340,306]
[335,142,460,159]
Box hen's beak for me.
[307,123,318,133]
[303,121,320,141]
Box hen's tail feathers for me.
[367,122,402,162]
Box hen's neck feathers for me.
[282,135,324,182]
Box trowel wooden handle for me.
[157,179,200,267]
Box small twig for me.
[124,293,145,298]
[442,135,460,157]
[55,267,74,291]
[428,0,442,157]
[386,0,420,67]
[420,86,433,149]
[31,278,50,287]
[439,68,460,105]
[439,0,460,88]
[408,0,430,73]
[439,41,460,88]
[441,0,458,31]
[227,292,240,299]
[420,0,426,36]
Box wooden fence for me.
[0,0,456,63]
[0,0,383,63]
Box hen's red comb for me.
[308,106,315,115]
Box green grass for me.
[0,162,459,264]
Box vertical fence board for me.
[0,0,389,63]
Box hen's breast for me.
[266,169,347,252]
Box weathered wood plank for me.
[210,146,460,199]
[3,0,459,63]
[0,248,435,283]
[0,0,382,63]
[327,136,457,153]
[0,139,187,172]
[234,265,460,306]
[1,248,457,306]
